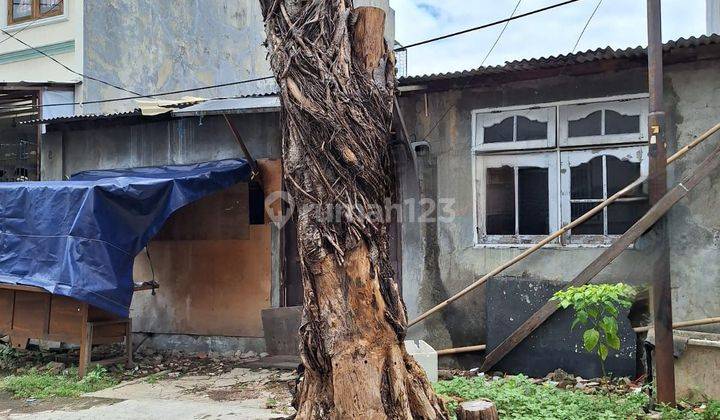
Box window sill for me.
[2,14,68,32]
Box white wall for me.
[0,0,82,84]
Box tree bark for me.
[456,400,499,420]
[259,1,446,418]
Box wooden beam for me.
[435,316,720,357]
[480,136,720,372]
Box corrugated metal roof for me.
[399,34,720,85]
[21,109,143,125]
[172,96,280,117]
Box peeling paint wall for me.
[81,0,276,114]
[398,59,720,365]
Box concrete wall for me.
[42,113,282,350]
[0,0,81,84]
[665,60,720,330]
[398,58,720,362]
[81,0,276,114]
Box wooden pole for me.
[436,316,720,356]
[646,0,675,404]
[407,122,720,328]
[480,137,720,372]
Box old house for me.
[397,32,720,383]
[1,0,396,359]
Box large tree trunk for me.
[259,1,446,418]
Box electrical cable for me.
[0,0,582,113]
[416,0,527,143]
[394,0,582,51]
[0,76,276,112]
[480,0,522,67]
[0,26,145,97]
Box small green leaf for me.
[583,329,600,352]
[602,316,618,334]
[598,344,609,361]
[607,333,621,350]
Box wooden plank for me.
[11,291,50,336]
[480,139,720,372]
[153,182,250,240]
[48,296,84,341]
[0,289,13,332]
[0,283,48,293]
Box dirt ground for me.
[0,366,297,419]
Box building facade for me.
[397,35,720,367]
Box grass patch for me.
[1,366,118,399]
[434,375,719,419]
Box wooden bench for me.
[0,283,134,377]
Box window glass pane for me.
[40,0,63,14]
[486,166,515,234]
[483,117,514,143]
[516,116,546,141]
[12,0,32,20]
[571,156,604,199]
[571,203,604,234]
[606,156,642,196]
[518,167,549,235]
[605,110,640,135]
[608,202,646,234]
[568,110,602,137]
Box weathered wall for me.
[81,0,276,114]
[398,58,720,362]
[42,113,282,346]
[665,60,720,331]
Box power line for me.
[0,1,63,46]
[0,27,145,97]
[394,0,582,51]
[570,0,603,53]
[480,0,522,68]
[0,0,581,113]
[0,75,277,112]
[417,0,530,142]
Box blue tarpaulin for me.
[0,159,251,317]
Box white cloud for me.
[390,0,707,76]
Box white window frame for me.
[475,152,559,245]
[472,106,556,152]
[472,94,650,247]
[559,145,649,245]
[559,98,648,147]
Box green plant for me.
[433,375,648,419]
[1,365,117,399]
[552,283,635,377]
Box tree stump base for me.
[456,399,499,420]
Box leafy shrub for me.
[552,283,635,376]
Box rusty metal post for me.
[647,0,675,405]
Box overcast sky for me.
[390,0,708,76]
